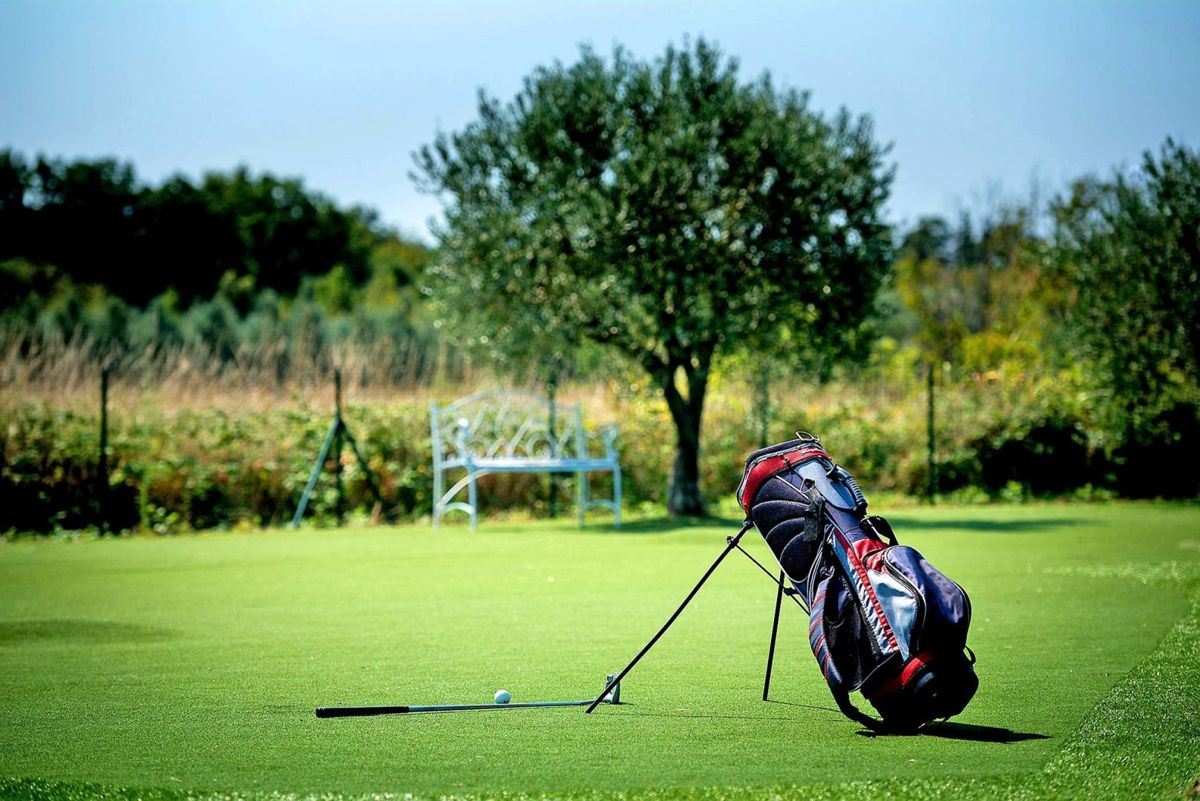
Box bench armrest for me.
[453,418,473,462]
[599,424,619,459]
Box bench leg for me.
[433,467,443,529]
[576,470,587,527]
[613,465,622,529]
[468,467,478,532]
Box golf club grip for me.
[316,705,411,717]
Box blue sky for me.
[2,1,1198,241]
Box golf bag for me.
[737,433,978,731]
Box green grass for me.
[1,504,1198,800]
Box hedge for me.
[7,361,1192,535]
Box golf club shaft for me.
[316,699,602,717]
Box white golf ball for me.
[494,689,512,704]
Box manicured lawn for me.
[1,503,1198,800]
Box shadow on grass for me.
[596,704,1050,740]
[595,515,1086,536]
[764,698,843,715]
[887,516,1084,533]
[586,515,746,536]
[856,721,1051,743]
[605,703,846,724]
[0,619,175,646]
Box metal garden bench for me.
[430,390,622,529]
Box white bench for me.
[430,390,622,529]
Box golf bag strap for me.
[832,687,887,731]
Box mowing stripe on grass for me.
[1028,586,1200,801]
[2,515,1198,801]
[0,510,1195,796]
[1,586,1198,801]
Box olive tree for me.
[415,40,893,514]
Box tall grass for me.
[0,319,478,413]
[2,323,1133,537]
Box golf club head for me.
[604,673,621,704]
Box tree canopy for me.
[0,150,385,305]
[1051,138,1200,435]
[415,39,894,514]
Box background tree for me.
[1051,138,1200,433]
[893,205,1049,370]
[415,39,893,514]
[0,151,381,305]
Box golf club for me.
[316,674,621,718]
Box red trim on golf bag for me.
[736,443,829,512]
[833,527,901,654]
[864,650,934,699]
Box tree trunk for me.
[668,436,705,516]
[660,363,708,516]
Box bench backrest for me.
[431,390,599,464]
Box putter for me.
[316,675,621,718]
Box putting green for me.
[1,504,1197,799]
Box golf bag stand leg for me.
[763,570,785,701]
[585,521,755,713]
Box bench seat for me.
[443,456,619,473]
[431,390,621,530]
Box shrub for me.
[3,367,1196,536]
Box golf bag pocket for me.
[809,572,881,695]
[878,545,972,655]
[748,480,823,597]
[807,539,978,731]
[824,542,978,730]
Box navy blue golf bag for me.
[737,433,978,731]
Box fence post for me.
[98,367,110,534]
[926,361,937,504]
[755,368,771,449]
[548,371,558,519]
[334,368,344,526]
